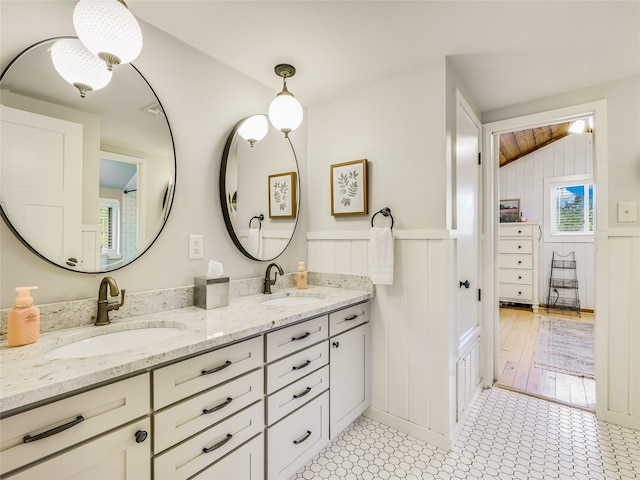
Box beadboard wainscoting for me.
[605,230,640,428]
[308,230,476,450]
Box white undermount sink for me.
[47,326,183,359]
[261,293,323,307]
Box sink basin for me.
[47,327,183,359]
[261,293,323,307]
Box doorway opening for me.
[483,101,608,414]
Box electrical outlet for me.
[618,201,637,222]
[188,234,204,259]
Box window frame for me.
[543,173,594,243]
[98,198,121,255]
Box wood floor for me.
[495,306,596,411]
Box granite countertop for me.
[0,285,373,415]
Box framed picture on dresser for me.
[499,198,520,223]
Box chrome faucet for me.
[263,263,284,294]
[95,276,126,326]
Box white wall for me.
[0,1,308,307]
[499,132,595,309]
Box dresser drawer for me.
[500,284,533,301]
[329,302,369,336]
[265,315,328,363]
[154,369,263,453]
[499,269,533,285]
[499,224,534,237]
[0,374,149,476]
[499,254,532,270]
[154,336,262,409]
[499,239,532,254]
[266,340,329,394]
[267,391,329,480]
[154,401,263,480]
[267,365,329,426]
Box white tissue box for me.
[194,276,229,309]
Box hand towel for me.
[369,227,394,285]
[247,226,263,258]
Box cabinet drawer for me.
[499,224,533,237]
[0,374,149,476]
[266,340,329,394]
[499,239,532,254]
[499,254,532,270]
[265,315,328,362]
[267,391,329,480]
[154,369,263,453]
[500,283,533,301]
[154,401,263,480]
[329,302,369,336]
[499,269,533,285]
[191,434,263,480]
[4,417,151,480]
[154,336,262,409]
[267,365,329,426]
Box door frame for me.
[481,100,609,419]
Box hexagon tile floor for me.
[293,387,640,480]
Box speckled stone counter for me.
[0,285,373,415]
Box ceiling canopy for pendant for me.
[73,0,143,71]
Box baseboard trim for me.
[601,409,640,431]
[363,407,452,451]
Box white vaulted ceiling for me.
[129,0,640,111]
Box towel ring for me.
[371,207,394,229]
[249,214,264,229]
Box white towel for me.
[247,227,263,258]
[369,227,394,285]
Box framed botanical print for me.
[330,159,368,216]
[268,171,297,218]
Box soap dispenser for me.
[7,286,40,347]
[296,262,308,290]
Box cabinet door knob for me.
[459,280,470,289]
[135,430,148,443]
[333,341,340,348]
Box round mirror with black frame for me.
[0,37,176,273]
[220,114,300,261]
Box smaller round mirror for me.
[220,115,300,261]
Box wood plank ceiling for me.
[499,122,571,167]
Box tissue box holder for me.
[194,276,229,310]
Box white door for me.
[455,92,482,346]
[1,105,83,266]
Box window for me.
[99,198,120,255]
[544,174,594,242]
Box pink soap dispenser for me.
[296,262,308,290]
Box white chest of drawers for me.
[499,222,540,313]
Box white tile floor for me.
[293,387,640,479]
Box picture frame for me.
[499,198,520,223]
[268,171,297,218]
[330,159,368,216]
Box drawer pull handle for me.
[293,430,312,445]
[23,415,84,443]
[203,434,233,453]
[518,261,522,264]
[293,387,312,399]
[292,332,310,341]
[518,276,522,280]
[201,360,232,375]
[203,397,233,414]
[518,291,522,295]
[344,314,358,321]
[293,360,311,371]
[518,230,522,234]
[518,245,522,249]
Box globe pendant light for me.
[268,64,303,137]
[51,38,112,98]
[238,114,269,147]
[73,0,143,71]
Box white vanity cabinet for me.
[329,302,371,438]
[0,374,150,479]
[499,222,540,312]
[265,316,331,480]
[152,336,264,480]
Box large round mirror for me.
[220,115,299,261]
[0,37,176,273]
